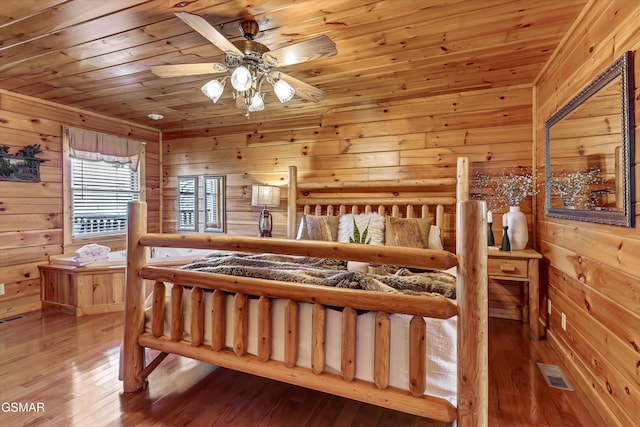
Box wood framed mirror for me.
[545,51,635,227]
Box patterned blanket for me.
[180,253,456,298]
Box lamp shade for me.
[201,79,225,103]
[251,185,280,207]
[247,93,265,112]
[273,79,295,103]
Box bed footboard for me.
[122,198,487,425]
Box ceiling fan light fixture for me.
[273,79,295,103]
[201,79,225,103]
[156,12,336,116]
[231,66,252,91]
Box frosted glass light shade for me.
[251,185,280,207]
[231,66,252,91]
[247,93,264,112]
[201,79,225,103]
[273,79,295,103]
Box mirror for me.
[545,51,635,227]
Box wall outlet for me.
[0,283,4,296]
[547,299,552,314]
[561,312,567,331]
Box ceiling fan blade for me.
[264,35,337,67]
[278,72,326,103]
[150,63,228,78]
[174,11,243,56]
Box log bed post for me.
[457,157,470,202]
[456,199,488,426]
[122,201,147,392]
[287,165,297,239]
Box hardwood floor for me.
[0,310,604,427]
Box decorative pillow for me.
[296,215,339,241]
[385,216,433,248]
[428,225,443,250]
[338,213,385,245]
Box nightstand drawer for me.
[488,258,528,278]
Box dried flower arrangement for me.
[550,168,603,209]
[475,169,537,210]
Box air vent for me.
[0,315,24,324]
[537,363,573,391]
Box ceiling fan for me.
[150,12,338,116]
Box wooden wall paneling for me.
[547,287,639,426]
[0,213,63,232]
[0,230,63,249]
[0,245,60,267]
[547,268,640,371]
[538,221,640,279]
[399,142,533,166]
[538,239,640,315]
[0,279,41,318]
[0,91,160,319]
[534,1,640,424]
[546,317,627,427]
[427,123,532,148]
[163,85,534,251]
[322,86,533,126]
[0,94,159,143]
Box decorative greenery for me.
[16,144,43,158]
[550,168,603,208]
[349,218,371,244]
[475,169,537,210]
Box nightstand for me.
[487,248,543,340]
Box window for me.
[71,158,140,237]
[63,127,145,243]
[177,175,225,233]
[177,177,197,231]
[204,175,225,232]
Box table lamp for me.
[251,184,280,237]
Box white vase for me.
[506,206,528,250]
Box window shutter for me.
[178,177,197,231]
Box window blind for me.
[178,177,197,231]
[71,158,140,237]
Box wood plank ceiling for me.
[0,0,588,131]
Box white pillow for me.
[338,213,385,245]
[428,225,443,250]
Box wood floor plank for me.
[0,310,605,427]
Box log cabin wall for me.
[162,84,535,249]
[0,91,161,319]
[534,1,640,425]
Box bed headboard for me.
[286,157,470,243]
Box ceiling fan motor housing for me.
[227,40,272,72]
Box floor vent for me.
[0,315,25,324]
[538,363,573,391]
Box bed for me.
[121,157,488,426]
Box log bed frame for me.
[121,157,488,426]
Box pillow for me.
[296,215,339,241]
[428,225,443,250]
[338,213,385,245]
[385,216,433,248]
